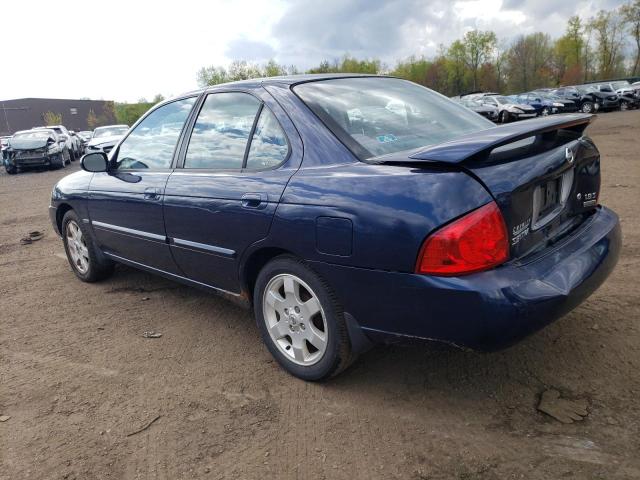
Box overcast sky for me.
[0,0,626,102]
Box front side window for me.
[184,92,260,169]
[294,77,492,160]
[245,108,289,170]
[115,97,196,170]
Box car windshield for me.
[94,126,128,138]
[293,77,493,160]
[14,130,52,140]
[612,81,630,89]
[461,98,484,107]
[492,96,513,105]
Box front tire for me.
[62,210,114,282]
[52,153,66,169]
[499,111,510,123]
[5,164,17,174]
[581,101,594,113]
[620,100,629,111]
[254,256,353,381]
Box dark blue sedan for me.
[49,75,621,381]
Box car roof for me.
[95,124,129,129]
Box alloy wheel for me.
[66,220,89,274]
[262,273,328,366]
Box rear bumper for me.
[309,206,621,351]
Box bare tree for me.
[621,0,640,76]
[589,10,626,78]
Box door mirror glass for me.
[81,152,109,172]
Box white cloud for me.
[0,0,628,102]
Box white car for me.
[86,125,130,154]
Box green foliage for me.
[42,111,62,125]
[197,59,296,86]
[115,102,153,126]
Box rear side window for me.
[245,108,288,170]
[294,77,492,160]
[184,92,260,169]
[115,97,195,170]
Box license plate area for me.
[531,169,574,230]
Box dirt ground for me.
[1,110,639,480]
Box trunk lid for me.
[376,114,600,260]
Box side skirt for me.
[104,251,245,303]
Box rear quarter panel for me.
[268,162,493,272]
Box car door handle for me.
[241,193,265,209]
[144,187,161,200]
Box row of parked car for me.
[1,124,129,174]
[453,80,640,123]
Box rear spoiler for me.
[376,114,594,165]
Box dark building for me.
[0,98,117,136]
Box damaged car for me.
[4,128,70,174]
[85,125,129,154]
[472,93,537,123]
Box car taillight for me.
[416,202,509,276]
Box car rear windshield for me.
[293,77,493,160]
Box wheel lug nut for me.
[300,323,305,330]
[294,306,300,313]
[284,308,289,315]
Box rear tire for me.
[253,255,354,381]
[62,210,114,282]
[5,164,17,174]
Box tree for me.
[86,109,98,129]
[197,65,229,86]
[42,111,62,125]
[446,40,468,94]
[462,30,497,90]
[263,59,287,77]
[589,10,626,78]
[621,0,640,75]
[554,16,585,84]
[152,94,165,103]
[506,33,554,92]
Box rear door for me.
[163,88,302,292]
[88,96,197,273]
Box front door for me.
[163,90,301,292]
[88,96,197,273]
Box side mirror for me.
[47,138,56,145]
[81,152,109,172]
